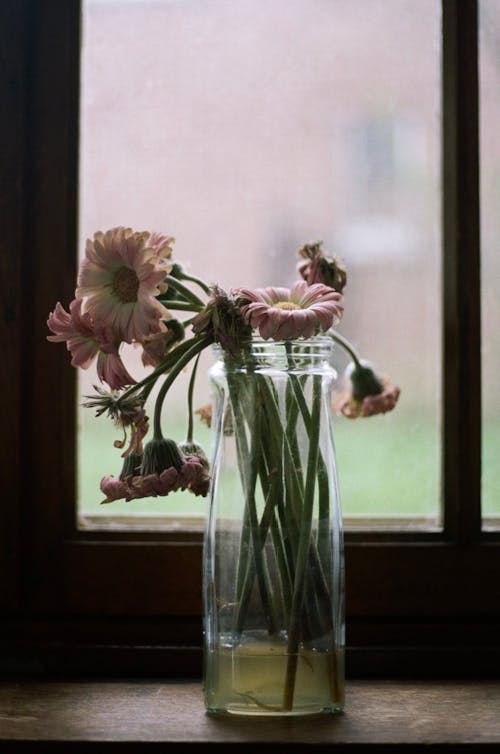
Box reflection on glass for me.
[480,0,500,525]
[79,0,441,524]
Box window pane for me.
[480,0,500,526]
[78,0,441,525]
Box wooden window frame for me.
[2,0,500,677]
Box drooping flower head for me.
[333,360,401,419]
[140,437,185,475]
[100,454,210,503]
[238,280,343,341]
[76,226,172,344]
[297,241,347,293]
[119,452,143,480]
[47,298,136,389]
[191,286,252,356]
[82,387,149,457]
[179,440,210,469]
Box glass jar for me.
[203,337,345,716]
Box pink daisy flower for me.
[238,280,343,340]
[76,226,171,344]
[47,298,135,389]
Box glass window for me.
[480,0,500,527]
[78,0,441,527]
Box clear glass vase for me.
[203,337,345,716]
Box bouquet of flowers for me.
[47,227,400,715]
[47,228,399,504]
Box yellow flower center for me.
[273,301,301,310]
[112,266,139,303]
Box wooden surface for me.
[0,680,499,749]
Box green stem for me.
[186,353,201,443]
[283,374,322,711]
[258,377,304,553]
[284,344,332,595]
[329,330,361,366]
[175,269,211,295]
[260,370,333,637]
[152,335,212,439]
[233,447,289,636]
[165,275,205,307]
[121,336,204,400]
[232,391,293,635]
[156,299,204,312]
[227,373,279,637]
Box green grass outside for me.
[79,407,500,521]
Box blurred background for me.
[77,0,499,525]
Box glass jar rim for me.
[212,333,335,352]
[211,334,337,373]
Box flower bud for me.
[165,317,185,343]
[168,263,185,279]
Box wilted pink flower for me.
[178,455,211,496]
[83,388,149,456]
[191,286,252,356]
[297,241,347,293]
[47,298,135,389]
[333,375,401,419]
[118,406,149,457]
[238,280,343,340]
[76,226,170,344]
[100,475,135,503]
[359,384,401,417]
[100,455,210,504]
[179,441,209,469]
[135,467,180,497]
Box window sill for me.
[1,679,499,750]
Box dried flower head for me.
[191,286,252,356]
[179,441,210,469]
[238,280,343,340]
[82,387,149,456]
[195,404,213,429]
[100,475,133,503]
[100,453,210,503]
[298,241,347,293]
